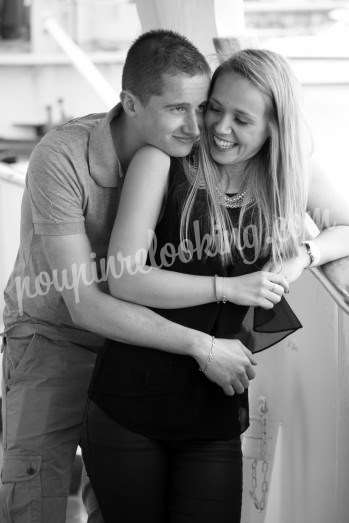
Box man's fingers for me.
[246,366,256,380]
[239,372,250,389]
[240,345,257,366]
[230,379,245,395]
[223,385,235,396]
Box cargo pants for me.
[0,332,103,523]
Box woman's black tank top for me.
[88,158,301,440]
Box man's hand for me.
[195,338,257,396]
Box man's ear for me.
[120,90,140,117]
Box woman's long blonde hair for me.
[180,49,309,268]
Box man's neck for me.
[110,110,144,172]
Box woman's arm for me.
[306,158,349,263]
[271,158,349,283]
[108,146,288,309]
[108,145,217,308]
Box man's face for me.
[136,73,210,157]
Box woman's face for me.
[205,72,270,168]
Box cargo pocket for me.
[0,452,42,522]
[1,334,39,451]
[5,334,39,385]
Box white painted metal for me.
[214,0,246,36]
[30,0,71,54]
[134,0,218,56]
[245,269,349,523]
[44,17,116,108]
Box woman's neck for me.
[218,163,246,193]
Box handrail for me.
[304,214,349,315]
[311,267,349,314]
[0,162,26,188]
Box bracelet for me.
[302,240,321,268]
[214,275,227,303]
[213,275,219,302]
[200,336,215,374]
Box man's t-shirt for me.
[3,105,124,350]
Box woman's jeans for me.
[81,400,242,523]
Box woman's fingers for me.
[268,272,289,293]
[266,281,285,296]
[258,272,290,309]
[263,289,282,305]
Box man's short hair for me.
[122,29,211,104]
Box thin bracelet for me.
[200,336,215,374]
[213,275,219,302]
[214,275,227,303]
[302,240,321,267]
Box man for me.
[0,30,256,522]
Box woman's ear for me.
[266,119,274,140]
[120,90,139,117]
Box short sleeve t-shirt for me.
[3,105,124,349]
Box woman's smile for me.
[212,135,237,150]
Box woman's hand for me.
[262,247,309,285]
[222,271,289,309]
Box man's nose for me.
[183,112,200,137]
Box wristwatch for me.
[302,240,320,268]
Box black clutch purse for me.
[234,296,302,353]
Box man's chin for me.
[168,142,195,158]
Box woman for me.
[81,50,349,522]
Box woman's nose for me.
[214,114,233,136]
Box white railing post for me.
[214,0,246,37]
[134,0,218,56]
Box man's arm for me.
[42,232,257,395]
[27,136,256,394]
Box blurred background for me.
[0,1,348,522]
